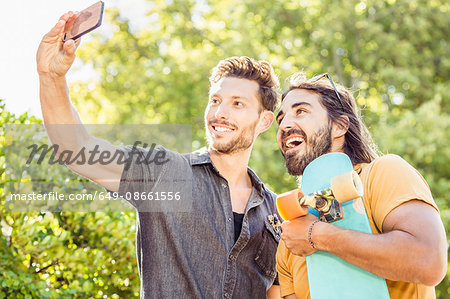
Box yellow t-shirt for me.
[276,154,439,299]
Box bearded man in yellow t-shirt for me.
[274,72,447,299]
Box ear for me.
[332,115,349,138]
[257,110,274,135]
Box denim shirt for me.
[117,146,280,298]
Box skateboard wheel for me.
[276,188,308,220]
[330,171,363,203]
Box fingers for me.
[64,12,80,34]
[280,220,290,233]
[59,11,78,22]
[43,12,78,41]
[280,221,290,241]
[63,39,76,58]
[62,39,78,68]
[74,37,81,49]
[44,19,65,40]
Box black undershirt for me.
[233,212,245,242]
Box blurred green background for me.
[1,0,448,297]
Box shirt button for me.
[227,217,232,222]
[222,183,227,189]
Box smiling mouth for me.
[212,124,235,133]
[284,135,304,149]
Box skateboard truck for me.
[277,170,363,223]
[299,189,343,223]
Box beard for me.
[281,124,332,176]
[205,118,257,154]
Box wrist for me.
[39,74,68,91]
[309,221,330,251]
[39,73,66,81]
[308,220,320,249]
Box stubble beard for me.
[282,124,333,176]
[206,119,257,155]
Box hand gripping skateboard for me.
[277,153,390,299]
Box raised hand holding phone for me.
[63,1,104,42]
[37,1,104,78]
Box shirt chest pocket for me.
[254,219,280,280]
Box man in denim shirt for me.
[37,13,282,298]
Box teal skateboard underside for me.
[301,153,389,299]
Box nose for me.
[279,114,294,132]
[215,102,229,120]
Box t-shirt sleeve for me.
[276,240,295,297]
[366,154,438,232]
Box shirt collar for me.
[247,168,264,196]
[190,148,264,195]
[190,147,212,165]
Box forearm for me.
[35,13,125,191]
[39,75,79,124]
[313,222,441,285]
[39,74,89,149]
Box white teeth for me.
[214,126,232,132]
[285,136,304,148]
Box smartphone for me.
[63,1,104,42]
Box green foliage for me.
[0,100,139,298]
[2,0,449,296]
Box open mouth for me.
[283,135,304,149]
[212,124,235,133]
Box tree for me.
[1,99,139,298]
[2,0,448,296]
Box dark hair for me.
[282,72,379,164]
[209,56,280,112]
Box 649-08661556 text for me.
[8,191,182,202]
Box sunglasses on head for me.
[309,73,345,110]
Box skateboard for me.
[276,153,390,299]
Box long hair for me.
[209,56,280,112]
[282,72,379,164]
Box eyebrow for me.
[209,94,249,101]
[276,102,312,122]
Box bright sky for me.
[0,0,152,118]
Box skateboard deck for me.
[279,153,390,299]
